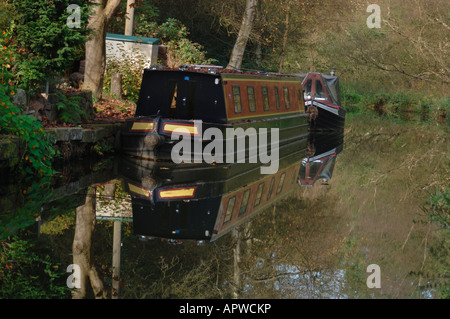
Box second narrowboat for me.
[295,70,346,131]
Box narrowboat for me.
[116,147,305,243]
[119,65,309,163]
[298,132,344,187]
[294,71,345,131]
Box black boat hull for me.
[119,114,309,162]
[308,101,346,131]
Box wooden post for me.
[110,73,122,99]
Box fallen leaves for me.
[42,96,136,128]
[92,97,136,121]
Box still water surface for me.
[1,117,447,299]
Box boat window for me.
[309,160,323,179]
[276,173,286,194]
[283,87,291,109]
[304,79,312,99]
[247,86,256,112]
[238,189,251,216]
[254,182,264,207]
[275,86,280,110]
[267,177,275,200]
[224,196,236,224]
[315,80,328,100]
[232,85,242,113]
[262,86,270,111]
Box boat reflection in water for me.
[117,142,306,244]
[298,132,344,187]
[117,131,343,245]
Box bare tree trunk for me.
[226,0,258,70]
[72,187,107,299]
[83,0,122,98]
[278,10,290,74]
[124,0,135,36]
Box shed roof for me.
[106,33,160,45]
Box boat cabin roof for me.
[135,67,305,124]
[293,72,341,107]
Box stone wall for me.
[0,123,125,171]
[12,88,94,123]
[2,88,123,171]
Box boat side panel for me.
[221,74,305,123]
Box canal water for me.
[0,116,448,299]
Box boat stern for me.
[119,116,204,160]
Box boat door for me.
[167,76,197,119]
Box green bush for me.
[103,53,146,103]
[55,91,84,124]
[135,16,214,68]
[166,38,212,67]
[1,29,55,176]
[0,1,15,31]
[135,17,189,43]
[342,82,448,125]
[0,237,70,298]
[0,72,55,177]
[7,0,90,91]
[340,84,365,113]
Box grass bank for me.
[341,84,449,127]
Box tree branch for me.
[104,0,122,21]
